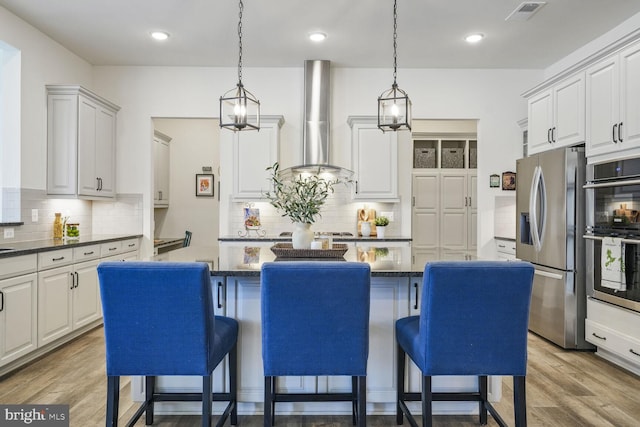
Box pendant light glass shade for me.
[378,84,411,131]
[220,83,260,131]
[378,0,411,132]
[219,0,260,132]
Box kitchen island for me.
[142,241,496,417]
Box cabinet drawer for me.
[495,239,516,255]
[120,239,139,253]
[0,254,37,279]
[586,319,640,365]
[38,249,74,270]
[100,241,123,257]
[73,244,101,262]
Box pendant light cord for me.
[237,0,244,86]
[392,0,398,87]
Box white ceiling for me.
[1,0,640,69]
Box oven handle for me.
[583,234,640,244]
[583,179,640,189]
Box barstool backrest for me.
[261,261,371,377]
[419,261,534,376]
[97,261,215,376]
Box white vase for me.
[292,223,314,249]
[361,221,371,237]
[376,226,386,239]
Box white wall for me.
[0,6,93,190]
[94,65,541,258]
[152,118,220,245]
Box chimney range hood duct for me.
[280,60,353,179]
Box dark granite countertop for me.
[151,241,475,278]
[0,234,143,258]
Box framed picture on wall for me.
[502,171,516,191]
[490,174,500,188]
[196,174,214,197]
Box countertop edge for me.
[0,234,143,259]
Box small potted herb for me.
[375,216,390,239]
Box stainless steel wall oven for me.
[585,158,640,313]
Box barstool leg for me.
[422,376,432,427]
[479,375,488,425]
[513,376,527,427]
[106,376,119,427]
[264,376,273,427]
[396,344,406,425]
[202,375,212,427]
[145,376,155,425]
[351,376,358,425]
[357,376,367,427]
[229,344,238,425]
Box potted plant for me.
[263,162,343,249]
[375,216,390,239]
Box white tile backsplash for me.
[494,195,516,239]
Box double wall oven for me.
[585,158,640,313]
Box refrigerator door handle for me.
[529,166,542,251]
[538,167,547,250]
[534,269,564,280]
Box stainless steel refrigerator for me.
[516,146,592,349]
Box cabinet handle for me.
[0,291,4,312]
[96,177,100,191]
[412,196,415,207]
[108,247,117,251]
[591,332,607,341]
[552,127,556,143]
[52,256,65,262]
[619,122,624,142]
[70,272,75,290]
[547,128,551,144]
[355,180,359,194]
[74,271,79,288]
[413,282,419,310]
[464,196,468,207]
[84,251,94,256]
[498,244,506,248]
[128,243,135,247]
[217,281,223,309]
[468,196,472,207]
[630,349,640,358]
[613,124,618,143]
[159,190,163,200]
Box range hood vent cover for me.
[505,1,547,21]
[280,60,353,179]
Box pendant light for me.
[377,0,412,132]
[220,0,260,131]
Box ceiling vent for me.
[505,2,547,21]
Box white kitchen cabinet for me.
[412,173,440,248]
[232,116,284,200]
[527,73,585,155]
[37,249,101,347]
[586,40,640,161]
[349,116,399,200]
[495,238,516,261]
[46,85,120,199]
[586,297,640,375]
[226,276,315,404]
[154,130,172,207]
[0,254,38,367]
[440,171,477,250]
[326,277,408,403]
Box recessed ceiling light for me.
[465,33,484,43]
[150,31,170,41]
[309,32,327,42]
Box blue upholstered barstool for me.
[261,261,371,427]
[396,261,534,427]
[97,261,238,427]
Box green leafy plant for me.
[263,162,343,224]
[374,247,389,257]
[375,216,390,227]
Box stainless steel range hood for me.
[280,60,353,179]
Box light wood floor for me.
[1,327,639,426]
